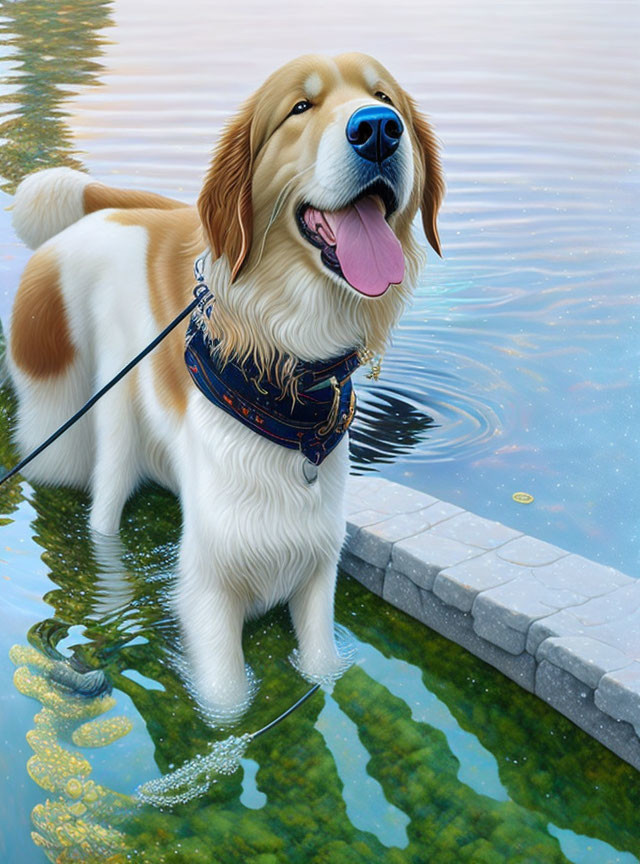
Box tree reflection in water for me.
[0,0,112,193]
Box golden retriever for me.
[8,52,443,714]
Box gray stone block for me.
[346,508,392,533]
[430,510,522,550]
[470,571,591,659]
[595,664,640,736]
[414,500,464,525]
[383,568,423,619]
[419,589,536,692]
[339,551,385,596]
[433,552,524,613]
[371,502,462,542]
[472,605,526,655]
[497,535,569,567]
[537,636,633,690]
[526,581,640,656]
[474,573,585,631]
[351,502,465,570]
[347,527,392,569]
[392,533,484,592]
[347,476,439,518]
[535,660,640,772]
[532,554,632,597]
[345,475,388,516]
[345,475,640,773]
[472,556,633,661]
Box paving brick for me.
[472,606,526,655]
[471,572,587,655]
[496,535,569,566]
[393,533,483,592]
[526,581,640,656]
[595,664,640,736]
[350,502,464,570]
[433,552,525,613]
[383,568,423,619]
[472,556,633,659]
[430,511,522,550]
[340,552,385,596]
[532,554,632,597]
[345,475,388,515]
[344,475,640,772]
[347,528,392,569]
[348,476,439,517]
[346,509,392,533]
[537,636,633,690]
[536,660,640,772]
[419,590,536,692]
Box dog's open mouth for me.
[296,182,404,297]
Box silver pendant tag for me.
[302,459,318,485]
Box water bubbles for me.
[167,646,259,729]
[289,625,357,686]
[136,733,253,808]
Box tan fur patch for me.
[11,247,75,378]
[84,183,188,215]
[108,208,202,416]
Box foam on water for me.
[135,733,253,808]
[137,627,356,808]
[288,624,357,686]
[168,647,260,729]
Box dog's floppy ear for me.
[405,96,445,256]
[198,98,255,281]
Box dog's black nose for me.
[346,106,404,163]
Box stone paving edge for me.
[342,475,639,772]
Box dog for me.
[7,52,443,713]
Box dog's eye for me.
[289,100,313,117]
[375,91,393,105]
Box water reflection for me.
[0,0,112,192]
[350,383,436,471]
[3,452,640,862]
[1,0,638,570]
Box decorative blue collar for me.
[184,279,361,466]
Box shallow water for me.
[2,0,638,574]
[1,447,640,863]
[1,0,640,861]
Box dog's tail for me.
[11,167,188,249]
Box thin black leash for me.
[0,296,198,488]
[2,247,325,755]
[251,682,320,739]
[0,261,211,488]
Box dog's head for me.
[198,53,444,361]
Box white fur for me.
[8,86,425,713]
[304,72,323,100]
[362,64,379,90]
[7,209,349,713]
[11,167,92,250]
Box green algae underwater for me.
[1,376,640,864]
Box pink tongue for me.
[307,197,404,297]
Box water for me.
[2,0,638,575]
[1,1,640,861]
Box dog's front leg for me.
[289,561,343,679]
[176,575,249,714]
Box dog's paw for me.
[290,628,356,685]
[193,668,257,725]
